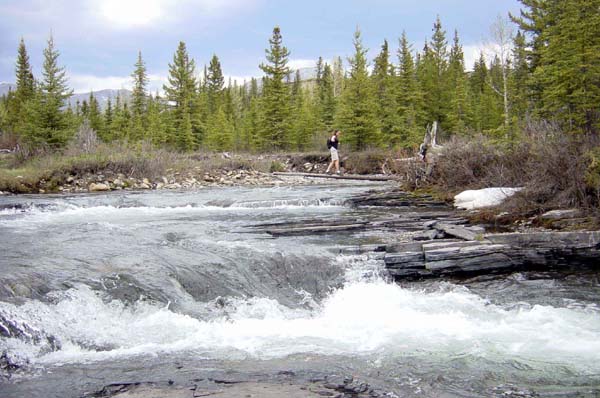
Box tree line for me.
[0,0,598,155]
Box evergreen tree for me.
[534,0,600,132]
[131,51,148,118]
[372,39,401,145]
[258,26,292,151]
[420,17,450,127]
[178,99,196,151]
[163,41,197,150]
[147,94,167,146]
[109,96,131,141]
[207,54,225,113]
[318,63,336,131]
[510,31,529,121]
[510,0,557,107]
[335,28,380,150]
[469,53,503,133]
[31,35,74,148]
[205,106,234,151]
[397,32,425,147]
[88,92,104,136]
[15,38,35,102]
[102,98,113,142]
[446,30,470,134]
[7,38,36,135]
[241,78,262,151]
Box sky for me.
[0,0,524,93]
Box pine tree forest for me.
[1,3,599,155]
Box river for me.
[1,182,599,397]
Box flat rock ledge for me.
[383,231,600,279]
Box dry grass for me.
[0,141,278,193]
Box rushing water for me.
[1,182,599,397]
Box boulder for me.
[541,209,581,220]
[89,182,110,192]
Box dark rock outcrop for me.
[384,231,600,279]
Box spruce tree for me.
[164,41,197,150]
[397,32,425,147]
[318,63,336,131]
[446,30,470,134]
[242,78,261,151]
[33,34,74,148]
[420,17,450,127]
[147,94,167,146]
[510,31,529,121]
[131,51,148,118]
[207,54,225,114]
[14,38,35,105]
[102,98,113,141]
[205,106,234,151]
[88,92,105,136]
[7,38,36,135]
[534,0,600,132]
[335,28,380,150]
[372,39,401,145]
[258,26,292,151]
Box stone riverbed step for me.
[383,231,600,279]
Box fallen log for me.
[272,172,398,182]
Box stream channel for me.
[1,181,599,397]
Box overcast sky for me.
[0,0,523,93]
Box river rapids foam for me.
[2,255,600,374]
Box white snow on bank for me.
[454,187,522,210]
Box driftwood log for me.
[272,172,398,182]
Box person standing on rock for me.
[326,130,341,175]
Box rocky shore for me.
[0,168,322,196]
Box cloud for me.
[97,0,165,29]
[93,0,258,30]
[463,44,484,71]
[288,59,316,71]
[69,72,167,93]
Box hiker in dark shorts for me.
[326,130,341,174]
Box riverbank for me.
[0,147,398,195]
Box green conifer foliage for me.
[147,95,167,146]
[419,17,449,127]
[258,26,292,151]
[446,31,470,134]
[7,38,36,135]
[397,32,425,147]
[164,41,197,150]
[207,54,225,114]
[510,31,529,120]
[88,92,104,136]
[131,51,148,118]
[101,98,113,142]
[372,39,401,145]
[336,28,380,150]
[15,39,35,101]
[205,106,234,151]
[32,35,74,148]
[318,63,336,131]
[535,0,600,132]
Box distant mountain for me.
[0,83,130,111]
[67,89,132,111]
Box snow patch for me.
[454,188,522,210]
